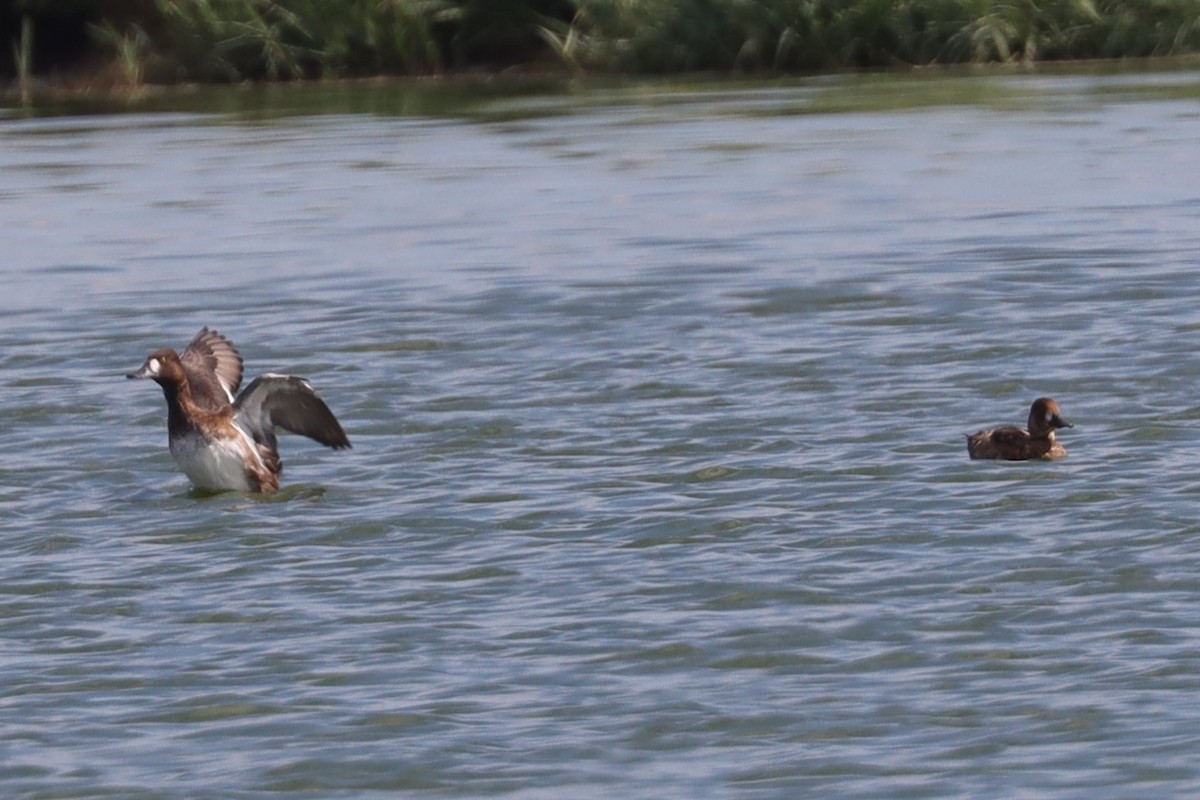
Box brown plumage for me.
[180,327,244,410]
[128,328,350,493]
[966,397,1073,461]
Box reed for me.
[90,21,150,88]
[14,14,33,103]
[314,0,444,76]
[556,0,1200,72]
[9,0,1200,88]
[149,0,452,80]
[154,0,315,80]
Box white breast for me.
[169,430,258,492]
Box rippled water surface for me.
[5,71,1200,798]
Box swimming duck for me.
[966,397,1072,461]
[128,327,350,492]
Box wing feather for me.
[235,374,351,450]
[181,327,244,408]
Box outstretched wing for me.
[235,374,351,451]
[181,327,244,409]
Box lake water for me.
[4,69,1200,798]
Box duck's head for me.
[1028,397,1072,437]
[127,348,186,387]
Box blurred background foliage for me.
[4,0,1200,86]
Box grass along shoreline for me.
[5,0,1200,100]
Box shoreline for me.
[4,53,1199,114]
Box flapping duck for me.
[128,327,350,492]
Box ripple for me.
[4,73,1200,799]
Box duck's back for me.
[967,427,1063,460]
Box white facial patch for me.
[146,357,161,376]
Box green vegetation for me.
[556,0,1200,72]
[14,13,33,102]
[6,0,1200,91]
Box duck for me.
[966,397,1072,461]
[128,327,350,492]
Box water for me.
[4,70,1200,798]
